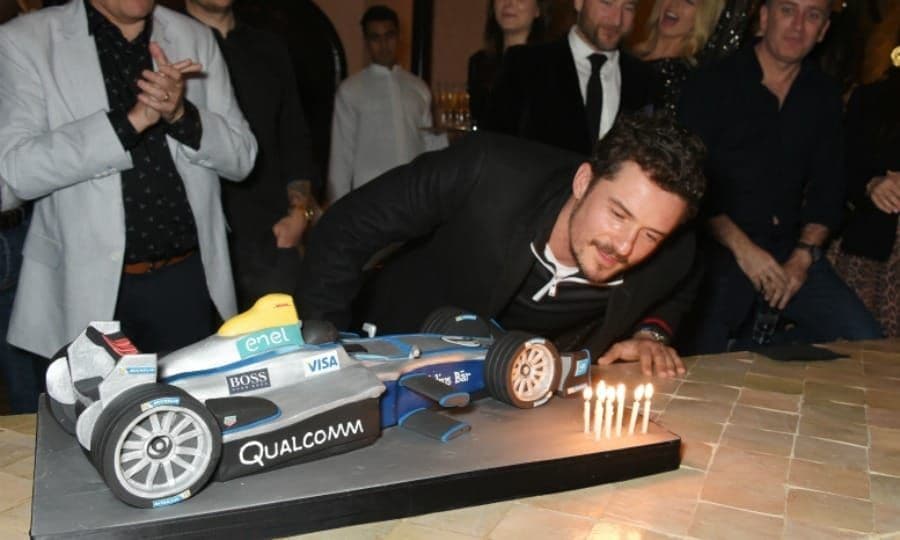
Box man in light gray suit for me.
[0,0,257,358]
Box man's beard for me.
[576,16,622,52]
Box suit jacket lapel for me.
[52,0,107,121]
[551,40,591,146]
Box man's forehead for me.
[365,21,398,35]
[770,0,831,11]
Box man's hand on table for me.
[596,337,685,378]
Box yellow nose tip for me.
[217,293,300,337]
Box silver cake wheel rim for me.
[509,342,555,402]
[112,405,214,500]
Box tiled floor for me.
[1,338,898,539]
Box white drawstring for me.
[529,243,623,302]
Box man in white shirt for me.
[327,5,442,203]
[484,0,658,155]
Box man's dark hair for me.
[361,5,399,32]
[589,114,707,219]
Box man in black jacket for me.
[295,115,705,377]
[483,0,657,155]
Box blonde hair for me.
[634,0,726,65]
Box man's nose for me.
[614,226,638,259]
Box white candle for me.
[604,388,615,439]
[615,384,626,437]
[582,386,592,434]
[593,384,604,441]
[628,384,645,436]
[641,383,655,435]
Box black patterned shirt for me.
[86,0,201,263]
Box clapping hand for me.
[868,171,900,214]
[128,42,203,132]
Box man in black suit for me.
[295,115,705,377]
[483,0,657,155]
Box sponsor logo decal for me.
[226,368,271,395]
[575,358,589,377]
[152,489,191,508]
[141,397,180,411]
[440,336,481,347]
[432,369,471,386]
[236,325,302,359]
[238,419,365,468]
[124,366,157,375]
[223,415,238,428]
[303,354,340,377]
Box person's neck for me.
[645,35,682,61]
[90,0,146,41]
[754,41,803,105]
[502,28,529,51]
[185,2,236,38]
[547,198,577,267]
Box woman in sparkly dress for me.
[467,0,549,129]
[632,0,755,120]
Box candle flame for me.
[606,388,616,403]
[635,383,645,401]
[583,386,592,400]
[645,383,654,400]
[598,380,606,395]
[616,383,625,399]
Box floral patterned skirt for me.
[828,221,900,337]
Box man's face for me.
[364,20,399,68]
[759,0,830,64]
[574,0,638,51]
[186,0,234,14]
[90,0,155,25]
[567,161,687,282]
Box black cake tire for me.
[485,331,561,408]
[420,306,494,337]
[90,384,221,508]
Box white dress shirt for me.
[568,26,621,141]
[327,63,445,202]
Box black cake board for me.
[31,393,680,539]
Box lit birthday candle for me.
[641,383,654,435]
[628,384,645,436]
[604,386,615,439]
[583,386,592,434]
[593,384,604,441]
[615,383,626,437]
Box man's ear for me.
[572,162,594,200]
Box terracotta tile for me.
[0,442,34,469]
[385,522,478,540]
[524,484,614,520]
[595,365,682,396]
[1,457,33,480]
[0,525,27,540]
[720,424,793,457]
[867,389,900,411]
[688,502,784,540]
[488,503,594,540]
[604,468,704,535]
[782,520,868,539]
[744,373,804,395]
[793,436,868,469]
[862,339,900,353]
[659,397,733,424]
[786,489,873,533]
[870,427,900,477]
[801,401,867,425]
[749,357,809,379]
[805,367,870,388]
[0,416,36,433]
[798,410,868,446]
[407,501,512,537]
[701,469,786,514]
[870,473,900,505]
[737,387,801,413]
[861,375,900,391]
[0,502,29,535]
[686,367,748,387]
[863,359,900,378]
[0,472,30,513]
[655,415,724,444]
[788,460,870,499]
[587,519,676,539]
[867,407,900,430]
[730,405,799,434]
[692,354,754,371]
[675,382,740,404]
[804,381,866,405]
[874,502,900,534]
[709,446,790,478]
[286,520,395,540]
[820,341,864,357]
[680,440,714,471]
[819,357,865,374]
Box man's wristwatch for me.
[634,326,669,345]
[795,241,822,263]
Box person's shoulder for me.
[155,4,215,39]
[462,131,583,166]
[0,2,66,40]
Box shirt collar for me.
[85,0,152,45]
[369,63,397,75]
[567,25,619,73]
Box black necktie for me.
[586,53,607,144]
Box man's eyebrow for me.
[609,197,666,237]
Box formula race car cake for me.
[44,294,591,508]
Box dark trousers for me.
[114,252,216,354]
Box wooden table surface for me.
[2,339,898,539]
